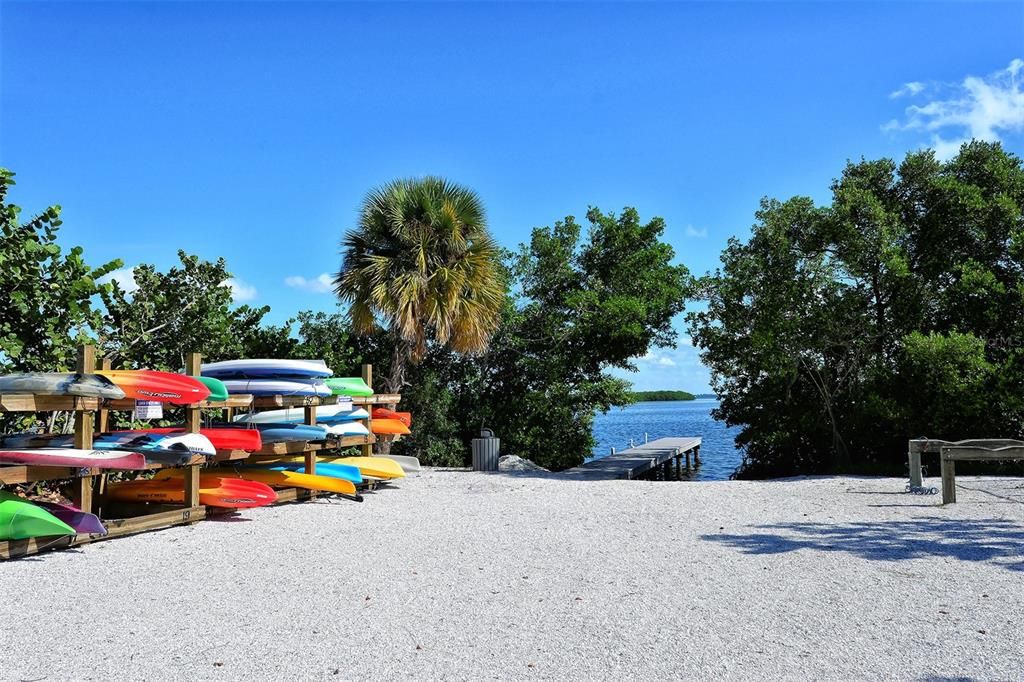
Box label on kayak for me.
[134,400,164,420]
[335,396,353,411]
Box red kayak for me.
[0,448,148,470]
[96,370,210,404]
[117,427,262,452]
[372,408,412,426]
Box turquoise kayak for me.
[260,461,363,484]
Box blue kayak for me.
[206,422,328,444]
[259,461,363,484]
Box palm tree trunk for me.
[375,339,411,454]
[385,338,411,394]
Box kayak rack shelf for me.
[0,394,100,412]
[2,345,401,560]
[0,395,255,413]
[103,394,255,411]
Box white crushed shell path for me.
[2,471,1023,681]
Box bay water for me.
[590,399,743,480]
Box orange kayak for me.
[106,475,278,508]
[155,467,358,496]
[96,370,210,404]
[372,408,412,426]
[371,418,411,435]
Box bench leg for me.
[909,450,922,488]
[941,457,956,504]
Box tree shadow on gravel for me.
[701,518,1024,572]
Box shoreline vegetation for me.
[629,390,696,401]
[5,141,1023,480]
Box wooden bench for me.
[938,444,1024,504]
[907,438,1024,488]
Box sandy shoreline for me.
[2,471,1022,680]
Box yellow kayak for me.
[154,467,357,495]
[320,456,406,479]
[256,455,405,480]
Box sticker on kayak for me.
[137,389,183,399]
[133,400,163,420]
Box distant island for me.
[630,390,696,401]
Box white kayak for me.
[324,421,370,437]
[220,379,332,397]
[235,406,369,424]
[201,359,332,379]
[379,455,421,474]
[0,372,126,399]
[1,431,215,457]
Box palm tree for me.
[334,177,505,393]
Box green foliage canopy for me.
[690,141,1024,478]
[98,251,276,370]
[0,169,121,372]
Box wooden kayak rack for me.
[0,345,400,560]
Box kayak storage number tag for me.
[335,396,353,411]
[134,400,164,420]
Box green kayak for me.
[0,491,76,540]
[198,376,229,402]
[325,377,374,397]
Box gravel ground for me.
[2,471,1023,681]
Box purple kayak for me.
[33,500,107,535]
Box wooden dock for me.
[564,437,702,480]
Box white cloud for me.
[685,225,708,238]
[613,341,712,393]
[97,267,138,294]
[224,278,257,302]
[639,350,677,367]
[284,272,334,294]
[889,81,925,99]
[884,58,1024,160]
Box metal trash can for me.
[471,428,500,471]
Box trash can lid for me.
[480,428,494,438]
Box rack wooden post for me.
[95,358,112,434]
[182,352,203,508]
[303,405,317,477]
[94,357,113,499]
[71,345,96,512]
[361,363,373,457]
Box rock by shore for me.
[2,471,1022,680]
[498,454,549,472]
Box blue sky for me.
[2,2,1022,392]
